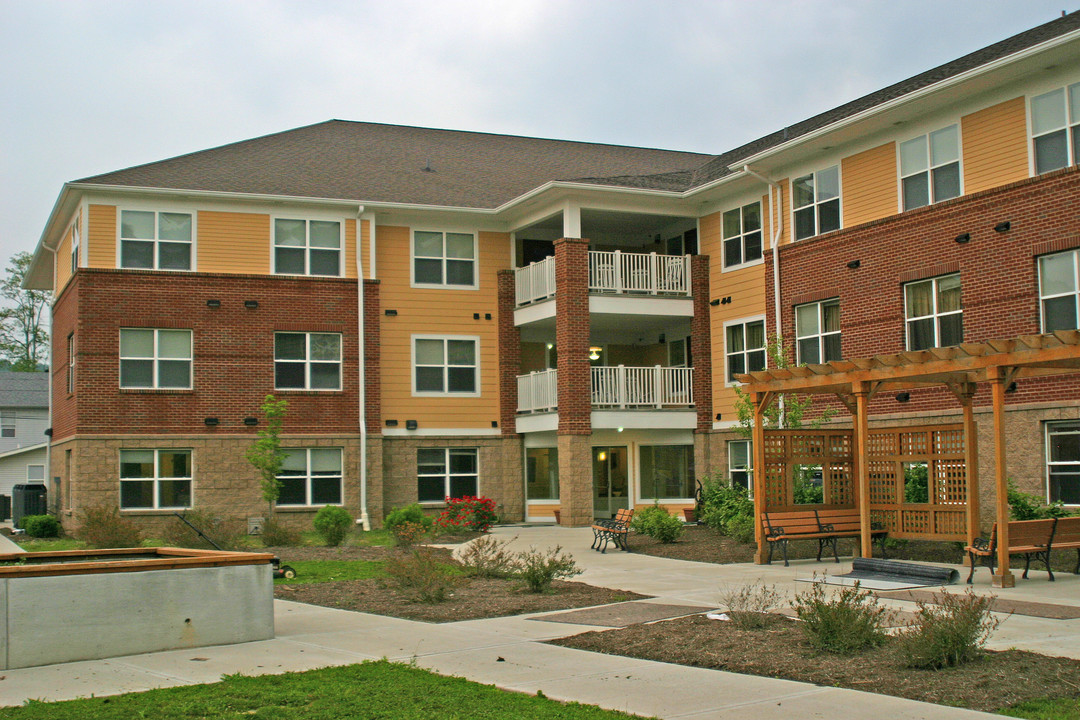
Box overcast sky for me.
[0,0,1073,265]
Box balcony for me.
[517,366,694,414]
[513,251,691,308]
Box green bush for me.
[726,514,756,544]
[21,514,60,538]
[385,548,461,603]
[698,477,754,536]
[76,506,143,548]
[458,534,517,578]
[385,504,434,533]
[631,504,683,543]
[898,589,1001,669]
[313,506,353,546]
[260,518,301,547]
[1008,481,1072,520]
[792,579,892,654]
[512,545,582,593]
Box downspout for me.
[743,166,786,425]
[355,206,371,530]
[43,244,57,513]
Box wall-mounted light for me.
[954,233,971,244]
[491,420,498,428]
[709,299,721,306]
[485,313,492,320]
[405,419,418,430]
[243,417,259,426]
[206,299,221,308]
[385,309,398,317]
[1006,381,1018,393]
[385,419,398,427]
[204,417,219,426]
[715,413,722,421]
[847,259,861,269]
[720,296,732,305]
[244,300,259,309]
[588,346,602,361]
[473,313,480,319]
[994,221,1011,233]
[895,392,911,403]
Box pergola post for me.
[958,382,980,554]
[752,391,772,565]
[853,382,872,558]
[988,367,1014,588]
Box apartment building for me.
[25,12,1080,532]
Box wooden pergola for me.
[736,330,1080,588]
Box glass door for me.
[593,446,630,519]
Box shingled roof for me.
[0,372,48,409]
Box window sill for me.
[274,389,344,395]
[120,508,191,515]
[721,258,765,273]
[119,388,194,394]
[419,502,448,509]
[275,505,343,512]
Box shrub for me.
[385,504,433,533]
[385,548,461,603]
[512,545,582,593]
[391,520,427,548]
[76,506,143,548]
[725,514,757,545]
[698,478,753,536]
[21,514,60,538]
[792,579,892,654]
[718,582,783,629]
[435,496,498,533]
[458,534,517,578]
[1008,481,1072,520]
[631,504,684,543]
[898,589,1001,669]
[260,518,301,547]
[165,510,246,550]
[313,506,353,547]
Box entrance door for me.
[593,446,630,519]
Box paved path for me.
[2,525,1077,718]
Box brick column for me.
[690,254,714,479]
[497,270,522,436]
[554,237,593,526]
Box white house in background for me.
[0,372,48,499]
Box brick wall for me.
[554,237,591,434]
[497,269,522,436]
[691,255,713,431]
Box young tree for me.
[0,252,50,371]
[245,395,288,516]
[733,335,835,437]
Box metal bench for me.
[965,518,1055,583]
[1050,516,1080,574]
[761,508,887,566]
[591,508,635,553]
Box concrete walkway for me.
[1,525,1077,718]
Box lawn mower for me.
[173,512,296,580]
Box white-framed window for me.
[639,444,694,500]
[1031,82,1080,175]
[725,318,766,383]
[119,210,192,271]
[26,464,45,482]
[274,332,342,390]
[278,448,343,506]
[668,336,691,368]
[899,125,961,210]
[792,166,840,241]
[119,329,192,389]
[120,448,192,509]
[722,201,762,268]
[413,336,479,395]
[70,218,80,275]
[526,447,559,500]
[904,274,963,350]
[1039,249,1080,332]
[412,230,477,288]
[67,333,75,395]
[728,440,752,497]
[273,218,342,276]
[795,299,841,365]
[1046,421,1080,505]
[417,447,478,503]
[0,411,14,438]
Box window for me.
[639,445,694,499]
[413,231,476,287]
[275,332,342,390]
[27,465,45,482]
[119,329,192,389]
[278,448,342,506]
[1047,422,1080,505]
[0,411,14,438]
[792,166,840,240]
[273,219,342,276]
[70,219,80,275]
[413,336,478,394]
[668,337,691,368]
[526,447,559,500]
[1039,249,1080,332]
[729,440,752,496]
[120,449,191,509]
[904,275,962,350]
[722,202,762,268]
[67,333,75,395]
[1031,83,1080,175]
[795,299,841,364]
[899,125,961,210]
[120,210,192,270]
[417,448,478,503]
[725,319,766,383]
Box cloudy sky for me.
[0,0,1073,264]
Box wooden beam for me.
[752,391,769,565]
[833,393,857,415]
[853,381,872,559]
[988,367,1014,588]
[954,382,980,553]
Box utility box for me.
[12,485,47,529]
[0,495,10,522]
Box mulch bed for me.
[271,544,649,623]
[551,614,1080,712]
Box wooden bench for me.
[965,518,1055,583]
[762,509,887,566]
[1051,516,1080,575]
[591,508,634,553]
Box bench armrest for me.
[969,536,991,552]
[819,523,834,533]
[765,526,784,540]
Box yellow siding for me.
[378,226,511,428]
[54,227,72,294]
[197,211,271,274]
[527,504,560,518]
[360,219,373,279]
[961,96,1029,195]
[776,180,791,247]
[87,204,116,268]
[344,219,357,279]
[842,142,898,227]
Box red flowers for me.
[435,496,498,533]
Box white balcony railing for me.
[591,365,694,409]
[514,256,556,306]
[589,251,690,295]
[517,369,558,413]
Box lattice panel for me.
[789,434,825,458]
[898,431,930,456]
[870,509,899,533]
[865,432,896,457]
[868,461,897,504]
[826,462,854,505]
[828,434,852,457]
[934,460,967,505]
[934,509,966,537]
[902,509,931,535]
[763,435,787,459]
[933,429,964,455]
[764,463,786,507]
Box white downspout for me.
[44,244,57,513]
[355,206,371,531]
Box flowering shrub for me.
[435,496,498,533]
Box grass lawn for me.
[0,661,652,719]
[998,697,1080,719]
[272,559,386,584]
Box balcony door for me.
[593,446,630,519]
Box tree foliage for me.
[245,395,288,513]
[0,252,50,371]
[733,334,835,437]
